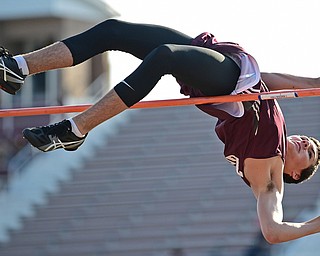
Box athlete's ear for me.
[291,171,301,181]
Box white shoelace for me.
[46,135,66,152]
[0,57,24,81]
[0,58,7,81]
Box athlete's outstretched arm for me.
[245,157,320,244]
[256,185,320,243]
[261,72,320,90]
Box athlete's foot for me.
[23,120,87,152]
[0,46,26,95]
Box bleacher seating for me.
[0,96,319,256]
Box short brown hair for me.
[283,136,320,184]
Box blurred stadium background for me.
[0,0,319,255]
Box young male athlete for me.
[0,19,319,244]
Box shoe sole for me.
[0,81,19,95]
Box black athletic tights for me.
[62,19,240,107]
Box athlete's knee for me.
[98,19,123,38]
[62,18,125,65]
[146,44,178,72]
[151,44,175,60]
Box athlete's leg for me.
[63,19,193,64]
[1,19,191,94]
[73,44,240,134]
[23,42,73,75]
[22,19,192,75]
[115,44,240,106]
[23,40,240,152]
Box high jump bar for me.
[0,88,319,118]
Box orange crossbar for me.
[0,88,319,117]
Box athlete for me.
[0,19,319,243]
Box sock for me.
[68,118,85,137]
[13,55,29,75]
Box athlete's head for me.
[283,135,320,184]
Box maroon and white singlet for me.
[179,33,287,186]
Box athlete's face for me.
[285,135,318,180]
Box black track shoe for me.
[23,120,87,152]
[0,46,26,95]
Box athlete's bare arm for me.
[261,72,320,91]
[244,157,320,243]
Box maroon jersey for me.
[208,82,287,186]
[178,33,287,186]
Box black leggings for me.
[62,19,240,107]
